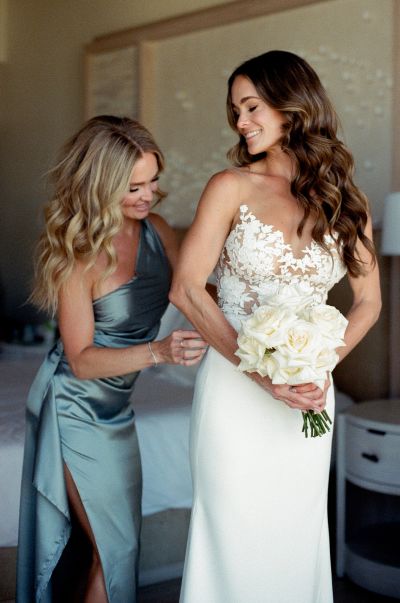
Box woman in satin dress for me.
[16,116,207,603]
[171,51,381,602]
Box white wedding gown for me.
[180,205,347,603]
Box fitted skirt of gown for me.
[180,347,334,603]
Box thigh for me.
[64,463,99,552]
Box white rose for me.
[236,332,281,379]
[280,320,322,361]
[301,304,348,347]
[255,350,280,379]
[264,283,315,313]
[241,304,295,348]
[235,333,266,373]
[315,347,339,373]
[269,359,324,387]
[265,320,325,386]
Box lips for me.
[122,203,150,214]
[244,129,262,140]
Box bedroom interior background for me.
[85,0,397,402]
[0,1,398,600]
[0,0,396,400]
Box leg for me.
[63,463,109,603]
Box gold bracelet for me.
[148,341,158,367]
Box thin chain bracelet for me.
[148,341,158,367]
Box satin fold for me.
[17,219,171,602]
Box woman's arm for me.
[337,216,382,362]
[58,261,206,380]
[169,172,243,360]
[170,171,323,410]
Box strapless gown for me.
[180,205,347,603]
[16,219,171,603]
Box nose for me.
[236,112,249,131]
[141,184,154,201]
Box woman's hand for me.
[255,374,331,412]
[154,330,208,366]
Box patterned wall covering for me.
[87,46,138,118]
[151,0,392,227]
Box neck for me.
[255,147,294,181]
[120,217,141,238]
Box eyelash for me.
[233,106,258,120]
[129,176,159,193]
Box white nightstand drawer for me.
[345,422,400,487]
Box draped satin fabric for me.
[16,219,171,603]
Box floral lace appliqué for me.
[216,204,347,330]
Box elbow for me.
[69,357,90,380]
[70,363,86,380]
[363,297,382,330]
[169,279,189,311]
[372,298,382,326]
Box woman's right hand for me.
[153,330,208,366]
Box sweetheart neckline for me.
[229,204,335,261]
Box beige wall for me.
[151,0,392,228]
[0,0,393,400]
[0,0,232,321]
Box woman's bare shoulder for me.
[208,166,248,185]
[201,168,250,206]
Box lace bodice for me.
[216,204,347,330]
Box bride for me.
[170,50,381,603]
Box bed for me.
[0,303,353,600]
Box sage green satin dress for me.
[16,219,171,603]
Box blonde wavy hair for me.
[30,115,166,315]
[226,50,376,277]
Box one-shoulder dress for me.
[16,219,171,603]
[180,205,347,603]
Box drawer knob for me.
[361,452,379,463]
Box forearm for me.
[68,341,158,380]
[169,281,239,365]
[169,282,323,406]
[337,298,381,363]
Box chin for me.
[247,146,262,156]
[246,140,264,155]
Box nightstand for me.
[336,399,400,598]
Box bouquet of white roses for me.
[235,298,348,438]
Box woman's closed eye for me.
[129,176,159,194]
[150,176,160,189]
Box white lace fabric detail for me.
[216,204,347,330]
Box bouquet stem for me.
[302,409,332,438]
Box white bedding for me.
[0,304,196,548]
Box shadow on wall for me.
[0,274,57,347]
[328,231,389,403]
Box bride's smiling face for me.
[230,75,286,155]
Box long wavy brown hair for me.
[226,50,376,276]
[30,115,166,315]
